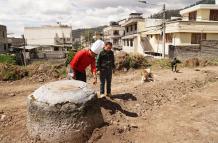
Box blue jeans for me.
[100,69,112,94]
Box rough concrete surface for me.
[27,80,104,143]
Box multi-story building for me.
[103,21,124,50]
[93,32,104,41]
[24,24,72,59]
[121,13,146,55]
[0,25,8,53]
[24,24,72,52]
[7,37,25,52]
[145,1,218,56]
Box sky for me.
[0,0,198,37]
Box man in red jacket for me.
[69,40,104,84]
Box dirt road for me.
[1,67,218,143]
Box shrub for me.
[129,54,149,69]
[151,59,171,69]
[0,54,16,64]
[184,58,200,67]
[0,64,28,81]
[115,52,149,70]
[65,50,76,66]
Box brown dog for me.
[141,68,153,83]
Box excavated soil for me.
[1,66,218,143]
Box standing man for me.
[171,57,178,72]
[97,42,115,98]
[69,40,104,84]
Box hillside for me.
[150,0,215,19]
[150,9,181,19]
[72,26,107,39]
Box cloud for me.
[0,0,197,37]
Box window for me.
[126,27,129,33]
[2,31,5,38]
[4,44,7,51]
[189,11,197,21]
[54,47,59,51]
[191,33,206,44]
[114,39,118,44]
[166,34,172,43]
[130,39,133,47]
[127,39,129,46]
[210,10,218,21]
[113,30,119,35]
[130,25,133,32]
[135,24,137,31]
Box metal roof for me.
[17,45,39,50]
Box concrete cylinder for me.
[27,80,104,143]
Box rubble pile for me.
[27,63,65,82]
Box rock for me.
[27,80,104,143]
[117,128,124,134]
[38,78,44,83]
[135,104,140,108]
[128,124,138,129]
[195,69,200,71]
[174,78,177,81]
[0,114,6,122]
[213,99,218,101]
[131,125,138,128]
[8,93,16,97]
[191,102,197,107]
[123,68,128,72]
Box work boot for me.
[106,93,112,98]
[100,94,106,98]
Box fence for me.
[35,51,66,59]
[169,40,218,60]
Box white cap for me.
[91,40,104,55]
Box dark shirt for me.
[97,50,115,71]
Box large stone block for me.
[27,80,104,143]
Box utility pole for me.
[62,32,65,50]
[138,1,166,58]
[162,4,166,58]
[22,35,27,66]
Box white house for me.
[144,1,218,56]
[121,13,146,55]
[103,21,125,50]
[24,24,72,52]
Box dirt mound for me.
[0,63,66,82]
[27,63,65,82]
[0,64,28,81]
[184,58,209,67]
[185,58,200,67]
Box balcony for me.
[146,20,218,34]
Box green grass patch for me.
[0,54,16,64]
[151,59,171,69]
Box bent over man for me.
[69,40,104,84]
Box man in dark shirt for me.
[171,57,179,72]
[97,42,115,98]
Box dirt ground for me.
[1,66,218,143]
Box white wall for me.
[25,26,72,46]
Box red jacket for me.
[70,49,96,74]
